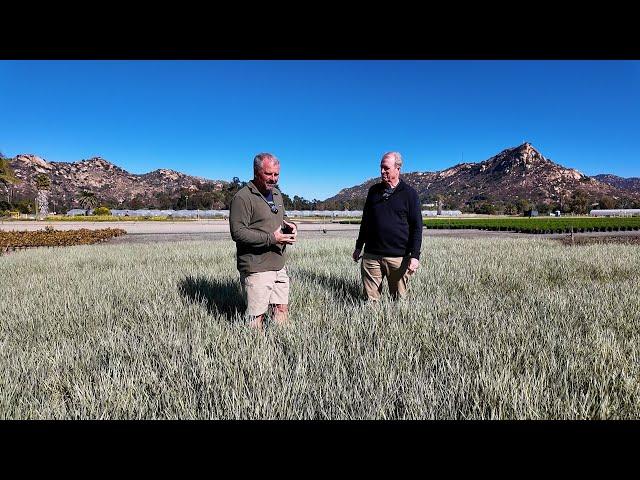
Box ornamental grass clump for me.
[0,237,638,419]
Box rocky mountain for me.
[593,174,640,194]
[326,143,640,210]
[5,154,227,211]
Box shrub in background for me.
[93,206,111,216]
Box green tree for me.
[77,190,99,215]
[474,202,497,215]
[568,190,591,214]
[598,196,616,210]
[515,198,534,214]
[504,203,518,215]
[35,173,52,219]
[35,173,51,191]
[536,202,551,215]
[0,156,21,206]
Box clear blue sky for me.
[1,60,638,200]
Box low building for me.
[422,210,462,217]
[590,209,640,217]
[66,209,90,216]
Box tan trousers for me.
[361,253,411,301]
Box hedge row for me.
[1,228,126,252]
[339,217,640,234]
[421,217,640,234]
[423,223,640,234]
[45,215,186,222]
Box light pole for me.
[185,195,189,211]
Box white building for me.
[590,209,640,217]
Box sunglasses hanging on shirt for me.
[382,186,395,200]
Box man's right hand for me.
[274,227,296,245]
[352,248,361,262]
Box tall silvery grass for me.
[0,237,638,419]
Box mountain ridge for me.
[325,143,640,212]
[4,154,228,211]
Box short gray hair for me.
[381,151,402,168]
[253,152,280,173]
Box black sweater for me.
[355,180,423,259]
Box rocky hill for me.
[593,174,640,194]
[326,143,639,210]
[5,154,227,211]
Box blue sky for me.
[1,60,638,200]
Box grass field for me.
[1,237,639,419]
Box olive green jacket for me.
[229,181,292,274]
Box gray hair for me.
[253,152,280,173]
[381,151,403,168]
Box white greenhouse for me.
[422,210,462,217]
[590,209,640,217]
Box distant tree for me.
[474,202,497,215]
[568,190,591,214]
[281,192,293,209]
[77,190,99,215]
[34,173,52,219]
[35,173,51,191]
[515,198,534,214]
[598,196,616,210]
[504,203,518,215]
[128,194,147,210]
[536,202,551,215]
[14,200,34,214]
[0,157,21,206]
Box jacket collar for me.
[380,178,405,192]
[248,180,279,197]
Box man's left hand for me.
[407,258,420,275]
[283,220,297,237]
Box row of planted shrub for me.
[421,217,640,234]
[339,217,640,234]
[1,228,126,251]
[425,223,640,234]
[44,215,187,221]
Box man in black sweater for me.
[352,152,423,301]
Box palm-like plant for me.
[0,156,21,206]
[35,173,51,191]
[35,174,52,219]
[77,190,99,215]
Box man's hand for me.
[282,219,297,237]
[273,226,296,245]
[352,248,362,262]
[407,258,420,275]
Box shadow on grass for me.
[178,275,244,322]
[295,269,363,302]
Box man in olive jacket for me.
[229,153,297,329]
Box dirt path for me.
[3,220,640,245]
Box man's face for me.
[380,157,400,186]
[254,159,280,193]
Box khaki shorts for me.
[240,268,289,317]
